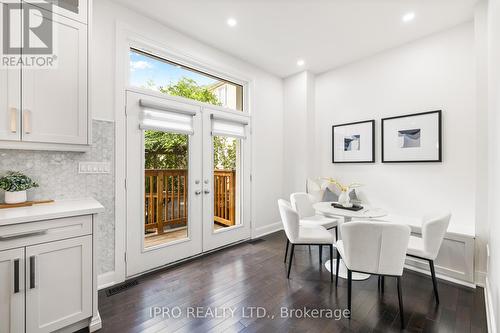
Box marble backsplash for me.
[0,120,115,275]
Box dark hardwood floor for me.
[95,231,487,333]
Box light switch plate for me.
[78,162,111,174]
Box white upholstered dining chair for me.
[278,199,335,281]
[406,213,451,304]
[290,192,339,265]
[335,221,411,328]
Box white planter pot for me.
[4,190,27,204]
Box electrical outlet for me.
[78,162,111,174]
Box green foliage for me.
[159,78,221,106]
[145,77,237,170]
[213,136,237,170]
[0,171,39,192]
[144,131,188,169]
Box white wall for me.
[474,1,490,285]
[283,71,316,197]
[487,0,500,330]
[314,23,480,244]
[91,0,284,278]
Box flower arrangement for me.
[322,177,362,192]
[322,177,362,207]
[0,171,39,192]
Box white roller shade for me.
[139,99,197,135]
[211,114,248,139]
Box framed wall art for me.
[381,110,442,163]
[332,120,375,163]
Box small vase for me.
[338,189,352,208]
[4,190,27,204]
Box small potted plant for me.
[0,171,39,204]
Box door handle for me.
[195,190,202,195]
[23,109,32,134]
[9,108,18,133]
[204,189,210,194]
[14,259,20,293]
[29,256,36,289]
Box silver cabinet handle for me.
[204,189,210,194]
[9,108,18,133]
[23,109,32,134]
[0,229,47,240]
[195,190,202,195]
[14,259,20,293]
[29,256,36,289]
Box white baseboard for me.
[404,263,476,289]
[485,277,497,333]
[253,221,283,238]
[98,271,117,290]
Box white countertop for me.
[0,198,105,226]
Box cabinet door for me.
[22,3,88,145]
[0,2,22,141]
[26,236,92,333]
[0,248,25,333]
[24,0,88,24]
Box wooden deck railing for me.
[145,169,188,235]
[145,169,236,234]
[213,170,236,227]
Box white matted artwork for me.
[382,110,442,163]
[332,120,375,163]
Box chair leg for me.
[287,244,295,279]
[335,249,340,287]
[329,245,333,283]
[319,245,323,266]
[284,239,289,263]
[381,276,385,293]
[334,226,338,242]
[347,269,352,318]
[397,276,405,329]
[429,260,440,304]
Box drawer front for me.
[0,215,92,251]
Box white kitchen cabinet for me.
[0,3,21,141]
[22,3,88,145]
[0,0,91,151]
[0,199,104,333]
[25,0,88,24]
[26,236,92,333]
[0,248,25,333]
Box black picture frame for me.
[381,110,442,163]
[332,120,375,163]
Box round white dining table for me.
[313,201,388,281]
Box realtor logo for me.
[1,1,56,68]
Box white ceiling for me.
[112,0,478,78]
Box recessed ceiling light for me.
[402,12,415,23]
[297,59,305,66]
[227,18,237,27]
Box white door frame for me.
[112,22,255,286]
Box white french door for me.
[125,90,251,277]
[202,109,251,251]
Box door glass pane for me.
[144,130,189,248]
[213,136,240,231]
